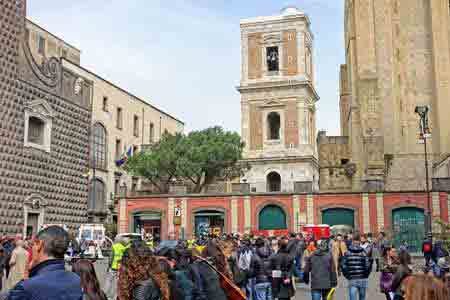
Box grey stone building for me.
[0,0,92,236]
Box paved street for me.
[91,259,386,300]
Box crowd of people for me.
[0,227,449,300]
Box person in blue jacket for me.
[5,226,82,300]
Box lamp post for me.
[415,105,432,240]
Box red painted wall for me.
[124,192,449,240]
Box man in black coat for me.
[303,240,337,300]
[340,233,373,300]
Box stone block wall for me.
[317,131,352,192]
[0,0,92,235]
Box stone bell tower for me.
[238,6,319,193]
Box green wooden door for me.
[259,205,287,230]
[322,208,355,228]
[392,208,424,253]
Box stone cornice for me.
[237,80,320,101]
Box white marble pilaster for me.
[293,195,300,232]
[362,193,370,234]
[306,194,314,224]
[244,196,251,233]
[181,198,187,229]
[168,198,175,237]
[231,196,238,233]
[432,192,441,233]
[376,193,384,232]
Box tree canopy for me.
[123,126,248,193]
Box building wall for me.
[337,0,450,192]
[25,19,80,65]
[317,132,352,192]
[0,0,92,236]
[62,60,184,222]
[238,7,319,193]
[121,191,450,239]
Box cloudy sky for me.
[28,0,345,135]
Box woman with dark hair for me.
[270,238,295,300]
[201,239,233,279]
[118,245,169,300]
[380,245,399,300]
[391,250,412,300]
[72,259,107,300]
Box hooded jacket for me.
[304,249,337,290]
[340,245,373,280]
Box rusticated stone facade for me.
[238,7,319,193]
[0,0,92,236]
[321,0,450,193]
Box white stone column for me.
[432,192,441,233]
[362,193,370,234]
[376,193,384,232]
[293,195,300,232]
[231,196,238,233]
[168,198,175,238]
[244,196,251,233]
[306,194,314,224]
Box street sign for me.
[174,207,181,217]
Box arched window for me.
[267,112,280,140]
[88,179,105,211]
[267,171,281,192]
[92,123,107,169]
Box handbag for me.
[380,272,394,293]
[196,256,247,300]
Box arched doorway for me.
[259,205,287,230]
[267,171,281,192]
[392,207,424,253]
[194,210,225,237]
[322,208,355,228]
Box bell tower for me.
[238,6,319,193]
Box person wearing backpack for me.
[249,238,272,300]
[303,240,337,300]
[270,238,295,300]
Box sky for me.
[27,0,345,135]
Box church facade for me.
[238,7,319,194]
[0,0,92,236]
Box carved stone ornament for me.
[344,163,357,178]
[24,195,48,210]
[74,77,84,95]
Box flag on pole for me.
[115,147,132,167]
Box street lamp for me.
[415,105,432,240]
